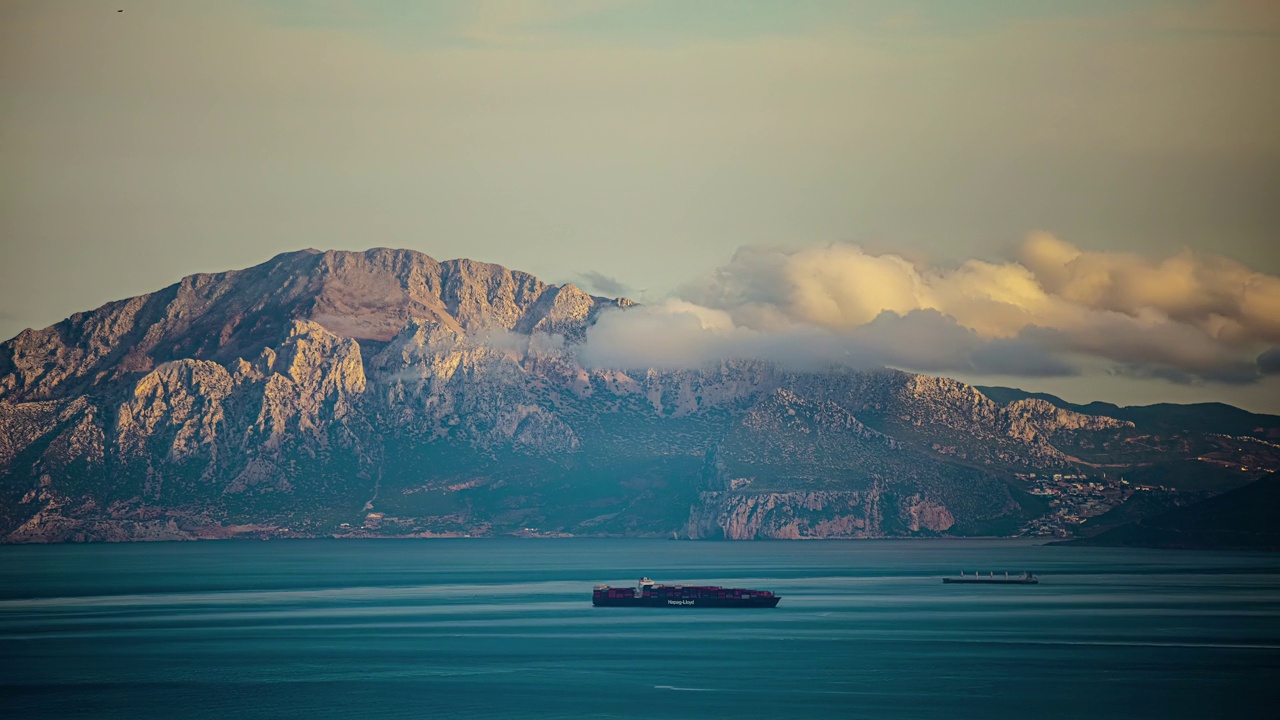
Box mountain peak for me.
[0,248,623,403]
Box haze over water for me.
[2,539,1277,719]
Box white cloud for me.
[578,299,877,371]
[584,236,1280,384]
[1019,232,1280,345]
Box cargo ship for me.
[592,577,781,608]
[942,571,1039,585]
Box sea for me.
[1,538,1278,719]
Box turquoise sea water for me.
[1,539,1278,719]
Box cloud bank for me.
[581,235,1280,384]
[575,271,633,297]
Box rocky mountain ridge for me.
[1,248,1274,542]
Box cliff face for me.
[0,248,1269,542]
[684,489,961,540]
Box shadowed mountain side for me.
[1061,477,1280,550]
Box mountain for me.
[977,387,1280,441]
[1,248,1275,543]
[1062,476,1280,550]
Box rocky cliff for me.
[1,248,1273,542]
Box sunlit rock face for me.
[0,248,1265,543]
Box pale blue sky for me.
[2,0,1278,410]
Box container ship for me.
[942,571,1039,585]
[592,577,781,608]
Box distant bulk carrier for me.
[942,571,1039,585]
[593,578,781,608]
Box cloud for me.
[847,310,982,374]
[969,338,1080,378]
[575,271,633,297]
[1018,232,1280,345]
[581,235,1280,384]
[1016,320,1260,385]
[1259,347,1280,376]
[578,300,885,371]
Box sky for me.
[2,0,1278,411]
